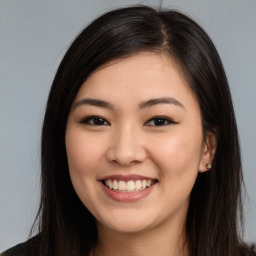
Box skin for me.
[65,52,216,256]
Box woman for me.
[2,5,255,256]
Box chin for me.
[96,209,157,234]
[99,221,153,234]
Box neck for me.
[92,220,189,256]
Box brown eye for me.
[80,116,110,126]
[145,116,175,126]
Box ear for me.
[199,131,217,173]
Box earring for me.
[206,163,212,170]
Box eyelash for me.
[145,116,176,126]
[79,115,176,126]
[80,116,110,126]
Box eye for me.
[80,116,110,126]
[144,116,175,126]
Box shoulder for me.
[240,242,256,256]
[1,242,27,256]
[1,236,39,256]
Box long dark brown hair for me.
[25,5,254,256]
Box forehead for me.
[74,52,198,111]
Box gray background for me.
[0,0,255,252]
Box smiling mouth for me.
[102,179,158,193]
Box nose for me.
[106,125,147,166]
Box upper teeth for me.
[104,180,154,192]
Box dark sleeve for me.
[1,236,40,256]
[1,242,26,256]
[240,242,256,256]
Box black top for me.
[1,237,39,256]
[1,242,27,256]
[1,239,256,256]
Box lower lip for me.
[100,181,156,202]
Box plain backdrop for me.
[1,0,255,251]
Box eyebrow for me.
[139,97,185,109]
[74,98,114,109]
[73,97,184,110]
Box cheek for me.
[65,131,105,178]
[65,130,107,209]
[149,127,203,179]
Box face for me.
[65,52,214,235]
